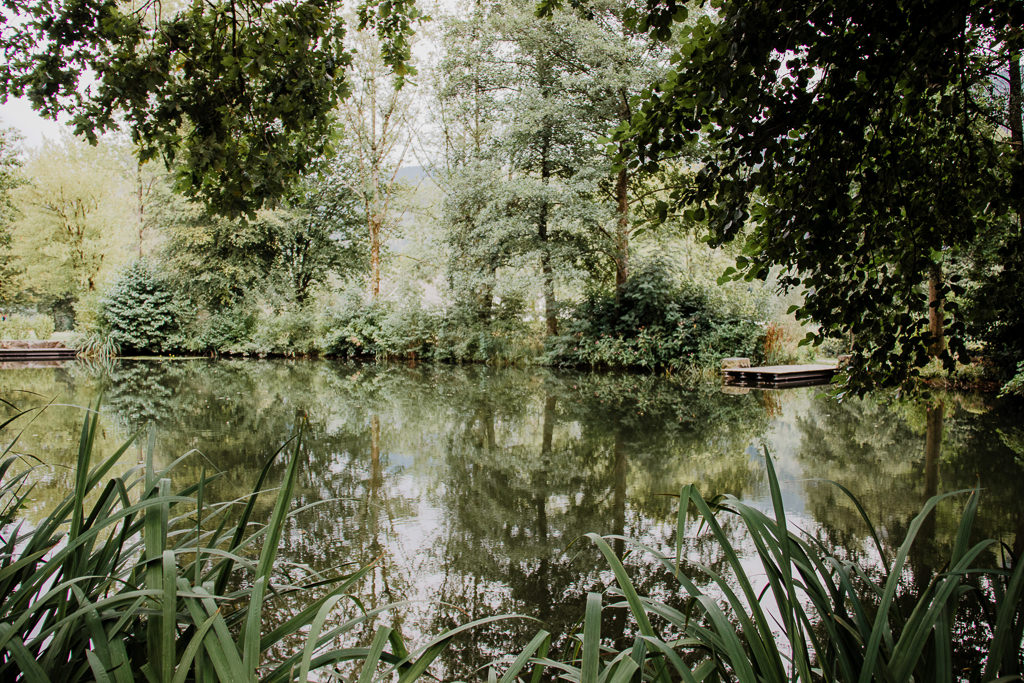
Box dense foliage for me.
[0,0,423,217]
[547,260,760,369]
[0,129,23,304]
[101,261,178,353]
[1,0,1022,388]
[0,311,53,340]
[617,0,1024,392]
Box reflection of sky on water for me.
[2,359,1021,675]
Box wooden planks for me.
[722,363,837,388]
[0,340,78,362]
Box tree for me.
[618,0,1024,391]
[9,136,134,326]
[437,1,610,336]
[267,165,368,305]
[0,0,423,217]
[102,260,178,353]
[155,188,278,312]
[0,129,24,304]
[337,31,415,299]
[157,158,365,310]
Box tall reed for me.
[499,455,1024,682]
[0,400,495,681]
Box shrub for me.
[547,260,760,370]
[999,361,1024,397]
[250,307,323,356]
[0,311,54,339]
[433,295,538,365]
[102,261,179,353]
[176,306,258,354]
[322,296,441,361]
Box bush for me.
[176,306,258,354]
[250,307,323,356]
[432,295,538,365]
[0,311,55,339]
[322,296,441,361]
[547,260,761,370]
[999,361,1024,397]
[102,261,179,353]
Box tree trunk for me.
[927,263,945,358]
[369,217,382,298]
[538,141,557,336]
[136,161,145,259]
[614,164,630,293]
[1010,52,1022,162]
[538,56,558,336]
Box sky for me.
[0,97,67,147]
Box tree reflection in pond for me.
[2,360,1021,676]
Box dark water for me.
[2,358,1022,673]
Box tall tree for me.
[268,165,368,305]
[0,129,24,304]
[338,31,415,299]
[619,0,1024,391]
[157,158,365,310]
[9,136,134,325]
[438,1,607,335]
[549,0,674,290]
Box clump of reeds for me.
[497,455,1023,682]
[0,400,488,681]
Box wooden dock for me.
[0,340,78,362]
[722,363,838,388]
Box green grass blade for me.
[214,437,294,596]
[357,626,394,683]
[585,533,654,638]
[242,576,267,676]
[984,558,1024,679]
[499,630,550,683]
[581,592,602,683]
[172,607,223,683]
[858,489,976,683]
[161,549,178,681]
[297,593,345,682]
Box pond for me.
[2,358,1022,675]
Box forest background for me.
[0,0,1021,397]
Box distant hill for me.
[395,165,429,185]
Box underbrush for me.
[544,261,761,370]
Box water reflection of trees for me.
[424,373,770,675]
[794,392,1023,561]
[794,391,1024,676]
[7,360,1022,676]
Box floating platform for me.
[722,363,838,388]
[0,340,78,362]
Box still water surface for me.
[2,358,1022,672]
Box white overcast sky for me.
[0,97,68,146]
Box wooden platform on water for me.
[0,341,78,362]
[722,363,838,388]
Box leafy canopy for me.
[614,0,1024,392]
[0,0,424,217]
